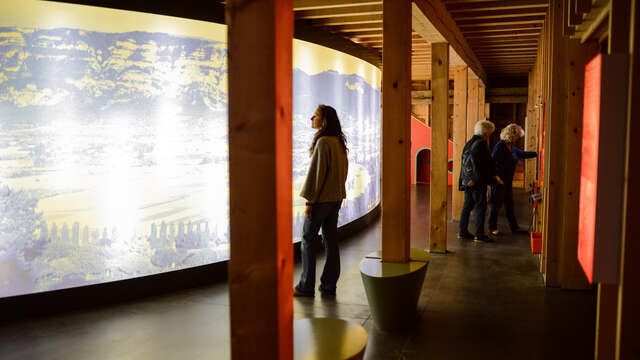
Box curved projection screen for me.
[0,1,381,298]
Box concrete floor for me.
[0,185,596,359]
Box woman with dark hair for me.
[294,104,348,297]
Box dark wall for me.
[49,0,226,23]
[489,102,527,149]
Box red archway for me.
[416,148,431,184]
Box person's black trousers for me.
[488,183,519,232]
[459,184,488,237]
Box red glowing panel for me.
[578,54,602,284]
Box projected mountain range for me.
[0,26,380,298]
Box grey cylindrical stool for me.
[360,248,430,332]
[294,318,368,360]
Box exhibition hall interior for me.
[0,0,638,359]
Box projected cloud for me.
[0,6,380,298]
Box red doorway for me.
[416,148,431,184]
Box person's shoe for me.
[491,230,503,236]
[474,234,495,243]
[318,285,336,297]
[457,232,474,239]
[293,288,314,298]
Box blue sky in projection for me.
[0,26,380,298]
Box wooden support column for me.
[542,0,569,287]
[525,72,537,189]
[467,78,479,140]
[227,1,293,359]
[478,84,486,120]
[381,0,411,263]
[534,29,545,236]
[596,1,634,359]
[617,1,640,357]
[560,39,599,289]
[452,66,468,222]
[484,103,491,120]
[429,42,449,253]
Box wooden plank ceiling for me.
[293,0,548,80]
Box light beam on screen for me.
[49,119,81,191]
[101,116,139,252]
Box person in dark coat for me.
[458,119,501,242]
[488,124,537,236]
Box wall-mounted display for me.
[0,1,381,298]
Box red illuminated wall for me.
[578,54,602,284]
[410,116,453,185]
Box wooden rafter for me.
[459,23,542,33]
[452,8,548,21]
[413,0,487,82]
[294,0,381,11]
[295,3,381,18]
[291,0,547,80]
[311,14,381,26]
[446,0,549,12]
[457,16,546,27]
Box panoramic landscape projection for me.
[0,1,381,298]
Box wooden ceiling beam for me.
[480,58,536,61]
[348,30,417,38]
[476,50,539,55]
[295,4,381,19]
[311,14,381,26]
[329,24,382,32]
[294,0,381,11]
[469,38,540,44]
[447,0,549,12]
[460,23,542,33]
[470,42,538,49]
[478,54,537,58]
[464,32,541,40]
[485,64,534,67]
[457,16,546,27]
[486,68,533,71]
[471,46,539,52]
[452,7,547,21]
[355,34,424,45]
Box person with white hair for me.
[457,119,502,242]
[488,123,537,236]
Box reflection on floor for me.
[0,185,595,360]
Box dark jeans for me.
[489,183,518,232]
[459,184,488,237]
[295,201,342,294]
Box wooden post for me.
[525,72,537,189]
[467,78,479,140]
[381,0,411,263]
[617,1,640,357]
[478,84,486,120]
[429,42,449,253]
[534,29,545,236]
[484,103,491,120]
[227,1,293,359]
[452,66,468,222]
[595,1,634,359]
[542,0,568,287]
[560,39,599,289]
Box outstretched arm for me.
[514,146,537,159]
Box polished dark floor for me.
[0,186,595,360]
